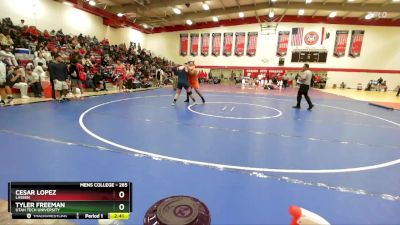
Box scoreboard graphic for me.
[8,182,132,220]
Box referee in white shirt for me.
[293,64,314,110]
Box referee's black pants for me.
[296,84,312,107]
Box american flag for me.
[291,27,304,46]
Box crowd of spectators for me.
[240,73,295,90]
[0,17,176,105]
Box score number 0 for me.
[118,191,126,211]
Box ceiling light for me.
[143,24,148,29]
[365,12,374,20]
[202,3,210,10]
[239,12,244,17]
[63,1,73,6]
[298,9,305,15]
[212,16,219,22]
[269,11,275,18]
[173,7,182,14]
[305,0,312,3]
[117,13,124,17]
[393,0,400,2]
[329,11,337,18]
[347,0,355,2]
[271,0,277,2]
[88,0,96,6]
[186,19,193,25]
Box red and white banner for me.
[277,31,290,56]
[223,32,233,56]
[180,33,188,56]
[244,68,286,78]
[190,33,199,56]
[349,30,364,58]
[201,33,210,56]
[212,33,221,56]
[247,32,258,56]
[333,30,349,57]
[234,32,245,56]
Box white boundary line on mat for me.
[79,94,400,174]
[188,102,282,120]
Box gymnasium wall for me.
[144,23,400,89]
[0,0,146,46]
[104,26,146,47]
[1,0,398,89]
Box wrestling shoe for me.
[6,96,13,104]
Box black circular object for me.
[144,196,211,225]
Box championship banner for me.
[349,30,364,58]
[333,30,349,57]
[234,32,245,56]
[223,32,233,56]
[246,32,258,56]
[244,68,286,78]
[190,33,199,56]
[212,33,221,56]
[201,33,210,56]
[276,31,290,56]
[180,33,188,56]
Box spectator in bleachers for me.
[102,54,111,66]
[35,45,52,62]
[34,62,46,81]
[25,62,34,71]
[83,67,97,92]
[114,59,126,92]
[0,60,9,104]
[0,31,14,46]
[93,68,107,91]
[68,57,84,98]
[0,17,178,104]
[82,55,93,69]
[25,67,42,97]
[7,67,29,99]
[0,45,18,66]
[33,52,47,69]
